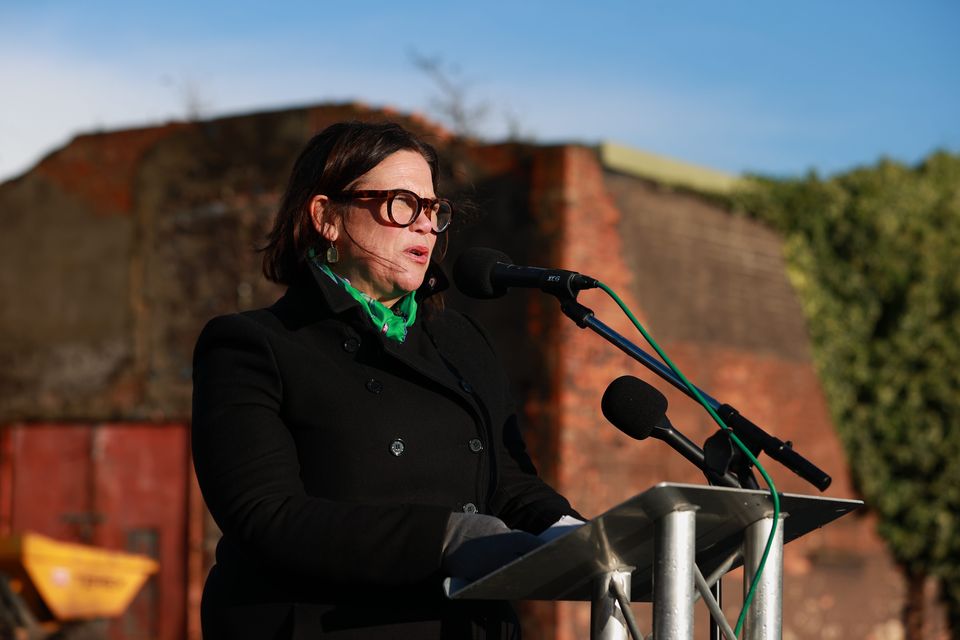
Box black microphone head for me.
[601,375,669,441]
[453,247,512,299]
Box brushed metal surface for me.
[444,482,861,602]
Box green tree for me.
[734,152,960,639]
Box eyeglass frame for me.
[329,189,454,233]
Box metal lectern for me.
[444,483,862,640]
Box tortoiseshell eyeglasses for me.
[330,189,453,233]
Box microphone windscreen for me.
[601,375,668,441]
[453,247,512,299]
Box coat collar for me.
[276,260,450,326]
[272,261,483,417]
[306,260,449,314]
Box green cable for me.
[596,282,781,637]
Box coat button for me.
[462,503,478,514]
[468,438,484,453]
[459,379,474,393]
[343,337,360,353]
[366,379,383,394]
[389,439,405,456]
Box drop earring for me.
[325,242,339,264]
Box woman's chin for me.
[395,270,429,294]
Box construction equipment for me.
[0,532,158,640]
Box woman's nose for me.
[410,207,435,233]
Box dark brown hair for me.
[261,121,441,284]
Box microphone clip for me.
[703,430,761,490]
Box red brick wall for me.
[2,104,946,639]
[35,124,191,216]
[520,145,944,639]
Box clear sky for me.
[2,1,958,183]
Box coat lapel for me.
[284,261,479,407]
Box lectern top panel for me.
[445,483,862,602]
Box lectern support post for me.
[591,569,633,639]
[653,507,697,640]
[743,515,785,640]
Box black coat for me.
[191,263,579,639]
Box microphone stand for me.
[557,296,832,492]
[559,295,828,640]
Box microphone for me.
[453,247,598,299]
[601,375,741,488]
[599,375,666,440]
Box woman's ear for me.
[309,195,339,242]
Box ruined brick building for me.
[0,103,942,638]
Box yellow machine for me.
[0,532,158,639]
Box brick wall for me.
[1,104,944,639]
[518,146,944,639]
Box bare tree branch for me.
[409,50,490,138]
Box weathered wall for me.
[517,147,942,639]
[0,104,561,639]
[0,104,457,423]
[0,104,939,639]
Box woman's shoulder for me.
[192,310,275,364]
[193,287,349,365]
[196,284,322,344]
[197,308,280,341]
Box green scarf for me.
[317,264,418,342]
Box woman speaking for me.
[191,121,581,639]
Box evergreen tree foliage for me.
[733,152,960,633]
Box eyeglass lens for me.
[390,192,452,232]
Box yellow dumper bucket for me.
[0,532,159,621]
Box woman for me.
[191,121,581,639]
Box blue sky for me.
[2,1,958,182]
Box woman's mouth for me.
[405,245,430,264]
